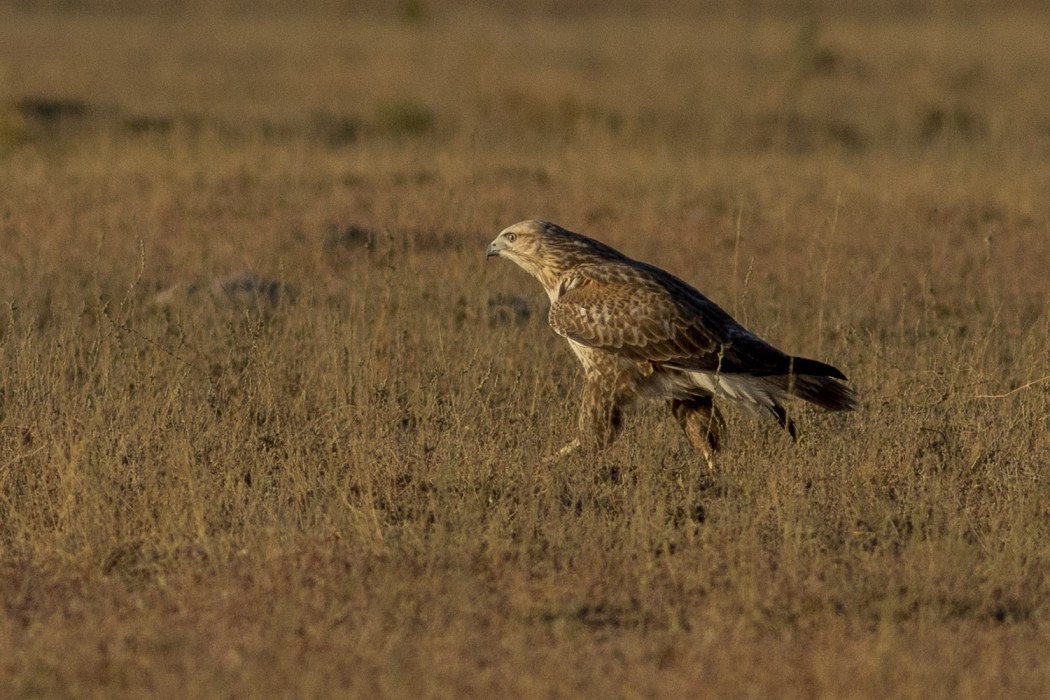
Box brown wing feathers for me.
[549,275,723,367]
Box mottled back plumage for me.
[486,220,856,460]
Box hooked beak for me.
[485,238,503,259]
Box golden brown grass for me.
[1,3,1049,697]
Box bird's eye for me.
[505,232,517,242]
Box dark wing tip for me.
[790,356,848,381]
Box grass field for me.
[2,2,1049,697]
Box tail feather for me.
[771,366,857,412]
[675,353,857,414]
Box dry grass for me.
[2,2,1049,697]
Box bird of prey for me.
[486,220,856,461]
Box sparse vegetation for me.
[1,3,1049,697]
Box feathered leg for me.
[578,376,626,449]
[553,370,636,459]
[669,396,726,467]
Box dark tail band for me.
[774,356,857,412]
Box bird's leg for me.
[770,404,799,441]
[669,396,725,468]
[547,366,634,462]
[578,376,626,450]
[547,377,624,460]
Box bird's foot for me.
[700,445,717,471]
[543,438,581,463]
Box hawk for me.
[486,220,856,461]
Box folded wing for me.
[548,263,789,376]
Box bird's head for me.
[485,220,550,268]
[487,220,625,293]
